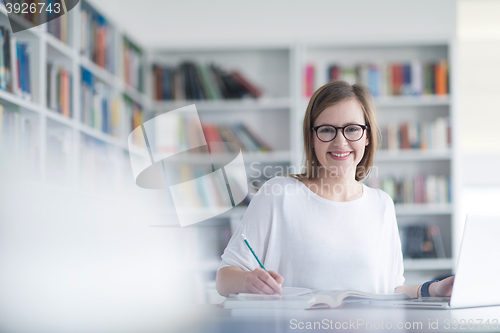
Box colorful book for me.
[304,64,315,97]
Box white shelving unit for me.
[0,2,459,299]
[0,1,149,191]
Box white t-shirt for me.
[219,176,405,293]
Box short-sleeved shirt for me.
[219,176,405,293]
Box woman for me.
[216,81,454,298]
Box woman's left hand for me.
[429,276,455,297]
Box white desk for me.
[187,302,500,333]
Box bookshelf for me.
[147,47,295,201]
[0,0,459,300]
[0,0,148,197]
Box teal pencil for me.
[241,233,267,272]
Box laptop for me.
[372,213,500,309]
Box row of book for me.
[47,6,69,44]
[47,62,72,117]
[380,117,451,151]
[153,115,272,154]
[81,68,120,136]
[399,224,446,259]
[80,2,116,73]
[368,174,451,204]
[153,63,262,101]
[304,60,449,97]
[0,25,32,99]
[123,37,143,91]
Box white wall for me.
[87,0,456,47]
[457,0,500,186]
[458,0,500,156]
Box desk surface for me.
[183,302,500,333]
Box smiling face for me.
[312,98,369,180]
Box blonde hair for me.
[288,80,380,182]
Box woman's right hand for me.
[243,268,284,295]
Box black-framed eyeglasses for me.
[311,124,368,142]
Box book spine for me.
[163,67,172,100]
[196,64,214,100]
[24,44,31,100]
[64,69,71,117]
[231,70,262,98]
[123,38,142,91]
[173,67,184,100]
[1,27,8,91]
[436,59,448,95]
[46,63,51,109]
[218,67,240,99]
[102,96,108,133]
[190,62,206,100]
[153,65,160,100]
[200,64,220,100]
[402,64,411,95]
[0,28,6,91]
[230,123,258,152]
[201,123,219,154]
[394,64,403,96]
[368,64,379,97]
[18,43,24,96]
[132,101,144,146]
[9,36,18,96]
[57,65,62,113]
[219,125,243,152]
[411,60,423,96]
[329,65,341,81]
[304,64,314,97]
[216,126,237,153]
[400,122,409,149]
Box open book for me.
[224,287,410,310]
